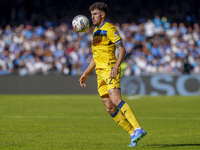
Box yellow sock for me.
[111,109,135,134]
[117,101,140,129]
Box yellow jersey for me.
[92,21,122,69]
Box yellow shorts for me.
[96,67,121,97]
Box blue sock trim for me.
[117,100,125,109]
[110,109,119,117]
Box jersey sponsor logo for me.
[92,37,102,44]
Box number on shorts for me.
[106,77,113,85]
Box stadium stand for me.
[0,0,199,76]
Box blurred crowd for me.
[0,15,200,76]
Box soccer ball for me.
[72,15,90,32]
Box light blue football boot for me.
[131,128,147,142]
[129,141,137,147]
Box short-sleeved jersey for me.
[92,21,122,69]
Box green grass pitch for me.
[0,95,200,150]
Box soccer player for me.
[79,2,146,147]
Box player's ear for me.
[101,11,105,18]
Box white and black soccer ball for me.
[72,15,90,32]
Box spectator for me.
[182,58,193,74]
[0,19,200,76]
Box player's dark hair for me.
[89,2,108,15]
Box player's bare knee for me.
[106,106,116,114]
[106,107,112,114]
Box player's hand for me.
[110,67,118,78]
[79,73,87,87]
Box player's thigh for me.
[108,88,122,105]
[101,95,112,107]
[96,68,121,97]
[96,69,108,96]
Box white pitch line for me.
[2,116,107,119]
[127,95,141,100]
[2,116,200,120]
[138,117,200,120]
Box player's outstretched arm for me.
[79,58,95,87]
[110,41,126,78]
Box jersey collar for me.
[97,21,107,29]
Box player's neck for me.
[97,20,106,28]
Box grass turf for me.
[0,95,200,150]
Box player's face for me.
[91,9,105,27]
